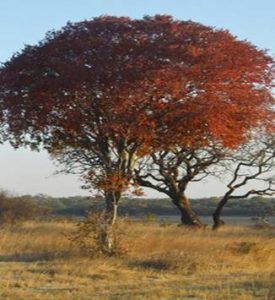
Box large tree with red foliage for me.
[0,15,274,226]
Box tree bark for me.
[102,191,122,253]
[212,196,228,230]
[172,194,204,227]
[105,191,121,224]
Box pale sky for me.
[0,0,274,197]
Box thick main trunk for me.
[172,194,204,227]
[212,196,227,230]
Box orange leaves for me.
[187,45,203,58]
[1,15,273,151]
[96,172,130,193]
[0,15,274,198]
[131,187,145,197]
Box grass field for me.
[0,220,274,299]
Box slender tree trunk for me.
[112,203,118,226]
[212,196,228,230]
[105,191,121,224]
[102,191,121,253]
[172,194,204,227]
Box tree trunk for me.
[105,191,121,225]
[102,191,121,253]
[172,194,204,227]
[212,196,227,230]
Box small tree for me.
[212,134,275,230]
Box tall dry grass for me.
[0,219,274,299]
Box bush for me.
[70,210,130,257]
[0,192,48,224]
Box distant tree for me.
[212,134,275,230]
[0,15,274,231]
[135,143,225,226]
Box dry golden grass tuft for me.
[0,219,274,299]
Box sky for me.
[0,0,274,197]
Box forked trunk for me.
[172,194,204,227]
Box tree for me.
[129,16,274,227]
[212,134,275,230]
[135,143,225,226]
[0,15,274,228]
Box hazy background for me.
[0,0,274,197]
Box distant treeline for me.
[18,195,275,218]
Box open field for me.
[0,220,274,300]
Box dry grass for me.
[0,219,274,299]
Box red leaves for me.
[0,15,274,196]
[96,172,130,193]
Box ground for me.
[0,220,274,299]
